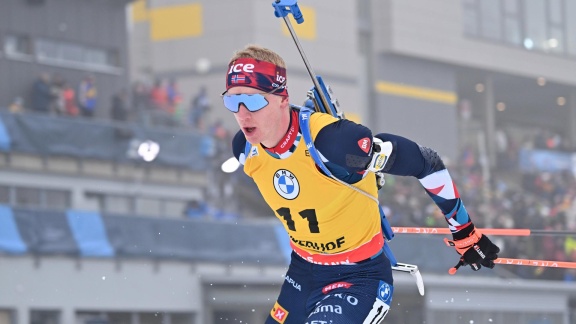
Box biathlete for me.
[223,44,500,324]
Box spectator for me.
[209,120,231,159]
[189,86,210,130]
[184,199,207,219]
[50,74,66,115]
[31,72,54,113]
[110,89,129,122]
[78,75,98,118]
[132,81,152,125]
[166,78,182,115]
[150,78,168,112]
[62,83,79,117]
[150,78,180,126]
[8,97,24,113]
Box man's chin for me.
[243,132,260,145]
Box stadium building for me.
[1,0,576,323]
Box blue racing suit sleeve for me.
[375,133,472,235]
[373,133,427,177]
[232,130,247,164]
[314,119,373,184]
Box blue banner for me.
[0,112,208,170]
[0,204,27,253]
[66,210,114,257]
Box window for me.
[503,0,519,14]
[462,0,575,57]
[568,2,576,55]
[135,197,161,217]
[44,190,70,210]
[524,0,547,50]
[480,0,502,40]
[549,0,563,24]
[3,35,33,60]
[0,185,71,210]
[30,310,60,324]
[35,38,120,73]
[15,187,41,208]
[504,16,522,45]
[105,195,133,214]
[0,309,14,324]
[462,0,479,36]
[0,186,10,204]
[86,192,196,218]
[164,200,187,218]
[503,0,522,45]
[76,311,111,324]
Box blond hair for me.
[229,44,286,68]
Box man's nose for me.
[236,104,252,117]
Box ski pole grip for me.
[273,0,304,24]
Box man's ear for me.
[280,96,290,109]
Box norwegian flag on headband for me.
[230,74,248,85]
[225,58,288,96]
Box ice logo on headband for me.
[272,72,287,90]
[228,63,254,74]
[276,72,286,84]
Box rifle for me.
[272,0,425,296]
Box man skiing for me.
[223,44,500,324]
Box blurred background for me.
[0,0,576,323]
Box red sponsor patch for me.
[358,137,371,153]
[270,301,289,323]
[322,281,353,294]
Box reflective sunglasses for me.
[222,82,285,113]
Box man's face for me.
[226,86,288,146]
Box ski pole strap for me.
[379,205,395,242]
[298,109,333,177]
[299,108,399,265]
[379,205,398,266]
[244,142,252,158]
[383,242,398,267]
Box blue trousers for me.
[266,251,394,324]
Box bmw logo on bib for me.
[273,169,300,200]
[377,281,393,304]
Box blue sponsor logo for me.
[377,281,393,303]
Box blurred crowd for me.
[5,72,576,281]
[8,72,220,135]
[379,136,576,282]
[8,70,232,159]
[6,71,235,221]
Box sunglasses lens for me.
[223,94,269,113]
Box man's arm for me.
[314,118,373,183]
[374,133,500,271]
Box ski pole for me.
[272,0,424,295]
[391,227,576,237]
[449,257,576,275]
[272,0,343,118]
[273,0,325,108]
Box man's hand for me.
[444,225,500,272]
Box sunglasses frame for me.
[221,81,286,113]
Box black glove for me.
[444,224,500,273]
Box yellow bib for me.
[244,113,383,264]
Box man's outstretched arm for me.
[374,132,500,271]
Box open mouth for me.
[244,127,256,134]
